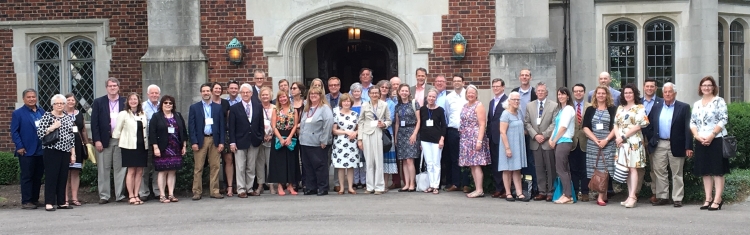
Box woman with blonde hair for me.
[268,90,300,195]
[458,85,491,198]
[394,84,420,192]
[299,87,333,195]
[582,86,617,206]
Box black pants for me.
[569,144,590,194]
[489,141,504,192]
[19,154,44,204]
[301,145,329,192]
[442,128,467,187]
[44,149,70,205]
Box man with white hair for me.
[586,72,622,106]
[228,83,265,197]
[644,82,692,207]
[139,84,161,201]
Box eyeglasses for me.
[492,86,503,88]
[509,99,520,101]
[163,102,173,105]
[329,84,340,87]
[700,85,713,88]
[53,102,65,106]
[291,87,299,90]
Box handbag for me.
[273,136,297,151]
[415,151,430,192]
[85,143,97,164]
[588,149,609,193]
[552,177,577,203]
[42,129,60,146]
[382,128,392,153]
[613,146,629,183]
[722,135,737,159]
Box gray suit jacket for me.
[524,99,559,151]
[410,84,435,105]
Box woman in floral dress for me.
[458,85,490,198]
[613,83,649,208]
[332,94,359,195]
[394,84,420,192]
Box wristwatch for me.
[621,135,626,140]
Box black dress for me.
[70,111,86,169]
[121,120,148,167]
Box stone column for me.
[684,0,719,103]
[490,0,556,89]
[141,0,207,115]
[569,0,597,90]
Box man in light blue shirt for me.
[140,84,161,200]
[587,72,621,106]
[359,68,374,102]
[641,78,662,115]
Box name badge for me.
[264,120,271,126]
[34,120,40,127]
[305,118,312,123]
[370,120,378,127]
[168,127,175,134]
[205,118,214,125]
[110,112,118,119]
[595,123,604,130]
[426,119,434,127]
[536,118,541,125]
[400,121,406,127]
[72,126,78,133]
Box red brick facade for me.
[200,0,268,86]
[0,0,148,151]
[428,0,495,89]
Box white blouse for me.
[690,96,728,138]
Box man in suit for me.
[640,78,663,202]
[251,69,266,103]
[570,83,592,201]
[11,89,46,209]
[140,84,162,201]
[487,79,509,198]
[586,72,621,106]
[189,83,226,200]
[511,69,538,196]
[410,67,434,107]
[229,84,265,197]
[524,82,558,201]
[646,83,692,207]
[91,77,128,204]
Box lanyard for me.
[109,99,118,112]
[427,107,433,120]
[597,109,604,123]
[203,102,211,117]
[307,105,319,118]
[147,102,158,113]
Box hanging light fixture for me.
[348,27,361,42]
[451,32,467,60]
[226,37,244,65]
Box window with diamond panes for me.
[730,22,744,102]
[608,22,637,87]
[645,20,674,95]
[68,39,95,112]
[34,40,61,112]
[719,22,725,98]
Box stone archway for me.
[266,3,430,90]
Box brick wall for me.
[200,0,268,86]
[0,0,148,151]
[428,0,495,89]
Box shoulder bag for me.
[722,135,737,159]
[613,146,630,183]
[415,152,430,192]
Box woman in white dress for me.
[332,94,359,195]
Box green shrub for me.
[80,160,98,192]
[0,152,20,184]
[726,102,750,169]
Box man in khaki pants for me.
[189,83,225,200]
[229,84,265,197]
[644,83,692,207]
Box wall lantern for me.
[348,27,361,42]
[451,32,467,60]
[226,37,244,65]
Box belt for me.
[204,134,213,137]
[659,138,670,141]
[399,124,416,127]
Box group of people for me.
[11,67,730,211]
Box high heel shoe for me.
[624,197,637,208]
[707,201,723,211]
[700,199,713,210]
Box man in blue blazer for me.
[189,83,226,200]
[11,89,46,209]
[90,78,127,204]
[487,79,509,198]
[228,84,265,197]
[640,78,663,202]
[645,83,693,207]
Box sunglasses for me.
[163,102,173,105]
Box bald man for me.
[586,72,621,106]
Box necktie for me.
[576,103,582,124]
[538,101,544,118]
[245,104,251,116]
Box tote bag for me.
[613,146,629,183]
[415,152,430,192]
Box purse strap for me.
[594,149,605,171]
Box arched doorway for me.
[303,29,397,92]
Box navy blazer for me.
[228,100,264,149]
[251,86,261,104]
[646,100,693,157]
[90,95,127,147]
[11,105,46,156]
[188,101,225,148]
[487,94,508,144]
[641,96,664,139]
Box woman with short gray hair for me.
[349,82,366,189]
[37,94,76,211]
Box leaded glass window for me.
[730,21,744,102]
[68,39,95,111]
[608,22,637,87]
[34,40,61,112]
[32,38,95,112]
[719,22,725,98]
[645,20,674,94]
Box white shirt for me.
[142,100,159,125]
[445,91,464,129]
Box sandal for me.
[135,197,144,205]
[423,187,434,193]
[432,189,440,195]
[226,186,234,197]
[168,195,179,202]
[467,191,485,198]
[505,194,516,202]
[517,194,530,202]
[554,196,574,204]
[128,197,136,205]
[160,196,170,203]
[70,200,81,206]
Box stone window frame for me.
[644,19,675,95]
[719,22,725,98]
[729,21,745,103]
[0,19,112,110]
[32,36,96,113]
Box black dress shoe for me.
[304,189,318,195]
[21,203,37,209]
[33,202,44,208]
[652,198,670,206]
[317,191,328,196]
